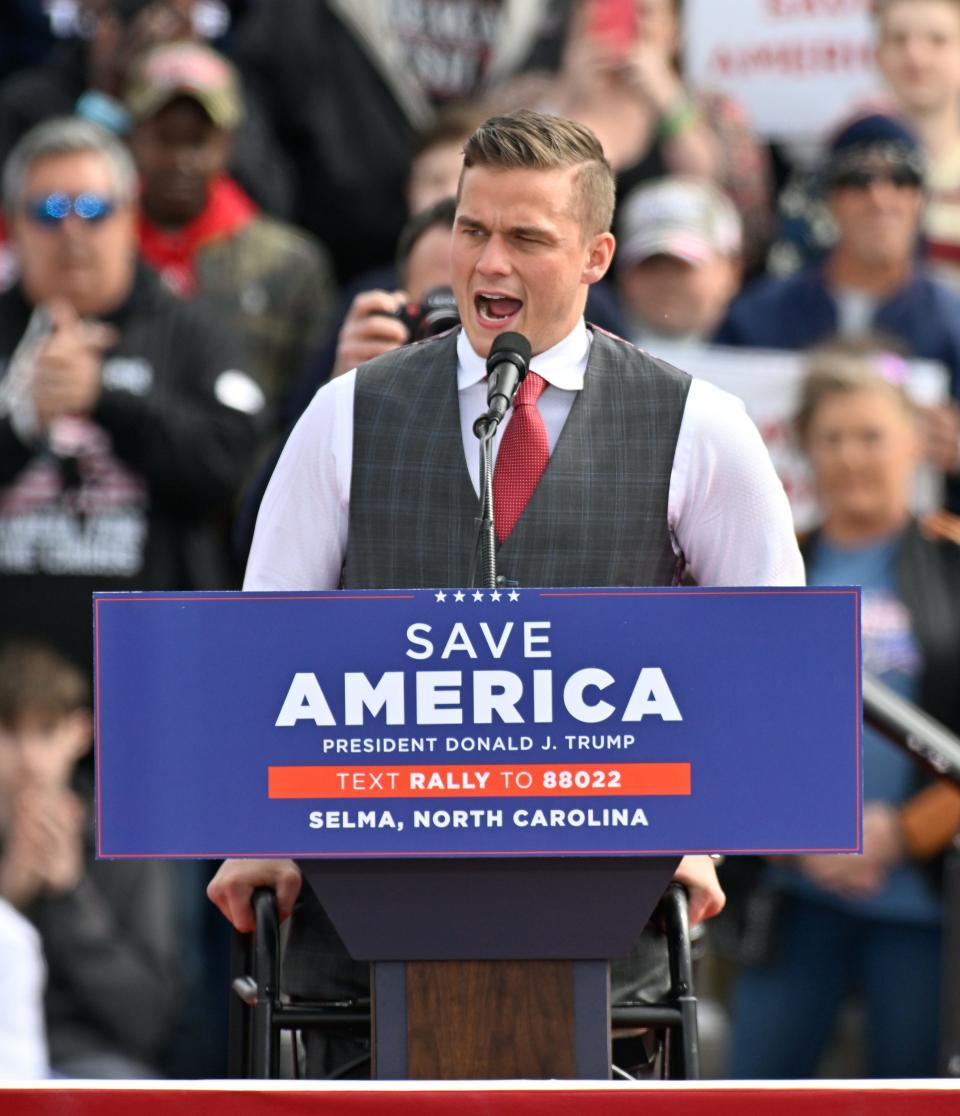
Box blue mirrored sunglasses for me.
[24,192,117,226]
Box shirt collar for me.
[457,319,591,392]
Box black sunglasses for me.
[830,166,923,191]
[23,191,118,227]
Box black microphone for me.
[473,331,532,438]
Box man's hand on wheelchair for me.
[207,858,303,934]
[207,854,724,934]
[672,855,726,927]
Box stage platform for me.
[3,1080,960,1114]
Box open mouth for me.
[475,293,523,326]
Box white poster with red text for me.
[684,0,885,141]
[650,343,948,532]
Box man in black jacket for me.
[0,115,264,675]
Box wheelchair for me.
[229,881,700,1081]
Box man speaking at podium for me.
[208,110,804,1065]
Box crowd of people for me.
[2,0,960,1083]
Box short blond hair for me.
[797,341,916,442]
[461,109,615,236]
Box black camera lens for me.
[400,286,460,340]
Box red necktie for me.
[493,371,549,543]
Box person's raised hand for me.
[619,39,681,114]
[36,786,85,895]
[331,290,411,378]
[0,786,85,908]
[32,299,116,428]
[560,29,626,104]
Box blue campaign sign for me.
[94,587,861,859]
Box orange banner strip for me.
[268,763,691,799]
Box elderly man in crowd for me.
[0,115,264,1079]
[0,116,263,673]
[717,112,960,509]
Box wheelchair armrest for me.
[660,883,694,998]
[251,887,282,1004]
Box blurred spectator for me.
[528,0,772,274]
[0,896,48,1079]
[615,177,742,349]
[230,0,569,281]
[0,2,194,154]
[875,0,960,288]
[0,117,263,674]
[0,0,293,217]
[769,1,960,281]
[729,346,960,1079]
[0,640,180,1077]
[717,113,960,511]
[127,40,336,416]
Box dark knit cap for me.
[824,112,925,188]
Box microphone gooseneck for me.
[472,331,532,438]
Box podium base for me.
[373,959,610,1079]
[301,857,680,1080]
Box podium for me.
[301,856,678,1078]
[93,586,862,1080]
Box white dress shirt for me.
[0,898,48,1080]
[245,321,805,591]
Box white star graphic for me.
[508,590,520,602]
[490,590,502,602]
[434,590,447,602]
[472,591,484,602]
[453,590,465,602]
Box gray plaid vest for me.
[342,327,690,589]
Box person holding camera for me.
[330,198,459,380]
